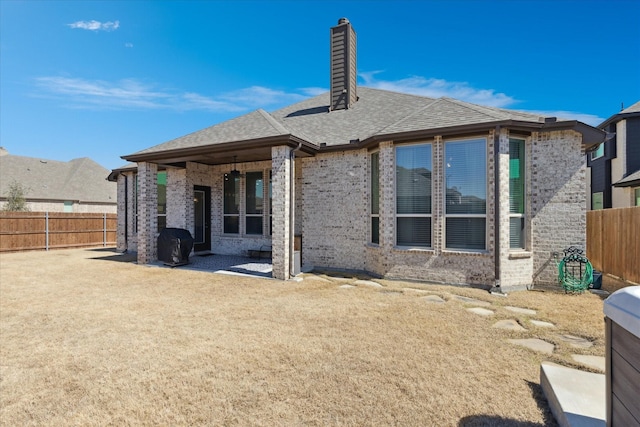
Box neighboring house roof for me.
[121,88,604,168]
[613,169,640,188]
[0,151,117,204]
[598,100,640,128]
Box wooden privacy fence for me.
[587,206,640,284]
[0,212,117,252]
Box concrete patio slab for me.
[540,362,605,427]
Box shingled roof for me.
[120,17,603,168]
[123,87,603,164]
[0,151,116,204]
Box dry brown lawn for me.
[0,248,611,426]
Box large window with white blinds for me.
[396,143,432,247]
[445,138,486,250]
[509,138,525,249]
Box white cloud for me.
[359,71,604,125]
[360,71,516,108]
[67,20,120,31]
[33,76,310,113]
[125,42,134,48]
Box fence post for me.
[45,211,49,251]
[103,213,107,247]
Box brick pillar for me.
[137,162,158,264]
[378,141,394,272]
[496,128,511,285]
[116,174,127,252]
[271,146,291,280]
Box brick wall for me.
[531,130,586,285]
[299,151,368,271]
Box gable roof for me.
[0,152,116,204]
[121,87,604,166]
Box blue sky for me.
[1,0,639,171]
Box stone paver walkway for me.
[330,278,601,368]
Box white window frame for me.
[395,142,433,248]
[509,138,526,250]
[245,170,265,236]
[443,137,488,252]
[370,150,380,245]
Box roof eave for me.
[359,119,605,150]
[121,135,318,164]
[598,110,640,129]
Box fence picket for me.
[587,206,640,284]
[0,211,117,252]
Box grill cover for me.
[157,228,194,266]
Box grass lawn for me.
[0,248,609,426]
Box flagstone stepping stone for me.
[530,319,555,328]
[572,355,605,372]
[421,295,446,303]
[354,280,383,288]
[505,306,537,316]
[492,319,526,331]
[338,284,355,289]
[467,307,494,316]
[557,334,594,349]
[508,338,555,354]
[403,288,431,294]
[452,295,492,307]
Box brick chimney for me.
[330,18,357,111]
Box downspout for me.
[491,126,502,294]
[289,142,303,277]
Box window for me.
[223,174,240,233]
[509,138,526,249]
[63,201,73,213]
[370,151,380,244]
[591,143,604,160]
[635,188,640,207]
[157,171,167,232]
[396,143,432,247]
[445,138,486,250]
[592,192,604,210]
[245,171,264,235]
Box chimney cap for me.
[338,17,350,25]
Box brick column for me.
[271,146,291,280]
[137,162,158,264]
[378,141,394,272]
[116,174,127,252]
[496,128,511,284]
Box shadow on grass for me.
[458,381,557,427]
[87,248,137,263]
